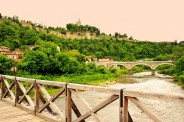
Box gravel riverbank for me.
[55,72,184,122]
[1,73,183,122]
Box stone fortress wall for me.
[20,20,97,39]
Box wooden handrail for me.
[68,83,119,95]
[124,89,184,102]
[36,79,66,86]
[2,75,15,80]
[16,77,35,82]
[0,74,184,122]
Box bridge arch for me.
[154,63,174,69]
[108,64,129,70]
[130,63,153,70]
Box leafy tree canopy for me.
[0,54,14,74]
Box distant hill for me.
[0,13,141,41]
[0,14,180,62]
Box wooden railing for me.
[0,74,184,122]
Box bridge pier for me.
[128,69,132,75]
[151,69,155,76]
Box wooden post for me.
[123,96,128,122]
[67,86,72,122]
[34,80,39,115]
[119,89,124,122]
[1,76,5,100]
[15,77,19,106]
[0,74,2,99]
[65,83,67,122]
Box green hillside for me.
[0,14,184,86]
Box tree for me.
[153,54,170,61]
[0,54,14,74]
[34,41,59,56]
[66,23,77,31]
[12,16,19,23]
[0,13,2,18]
[122,34,128,38]
[114,32,119,38]
[56,53,83,74]
[175,55,184,75]
[85,63,97,73]
[17,51,49,74]
[95,52,103,59]
[171,46,184,61]
[65,50,86,62]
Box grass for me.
[54,73,116,86]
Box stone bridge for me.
[96,61,174,76]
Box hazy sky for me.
[0,0,184,42]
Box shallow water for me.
[110,72,182,93]
[55,72,184,122]
[108,72,184,122]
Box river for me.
[110,71,183,93]
[54,72,184,122]
[108,72,184,122]
[63,72,184,122]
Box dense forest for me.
[0,15,184,86]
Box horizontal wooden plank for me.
[2,114,35,122]
[16,104,34,114]
[36,112,61,122]
[0,111,28,119]
[36,80,66,87]
[21,117,47,122]
[16,77,35,82]
[68,83,120,95]
[0,106,16,110]
[2,75,15,80]
[0,101,46,122]
[124,89,184,102]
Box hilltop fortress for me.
[0,15,138,42]
[20,19,97,40]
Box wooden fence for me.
[0,75,184,122]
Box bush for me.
[109,67,116,73]
[179,75,184,84]
[97,66,108,74]
[0,54,14,74]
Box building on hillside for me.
[0,46,24,62]
[86,56,98,64]
[4,49,24,60]
[0,46,10,53]
[86,56,94,62]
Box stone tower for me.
[76,19,81,26]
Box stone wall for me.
[20,21,97,39]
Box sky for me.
[0,0,184,42]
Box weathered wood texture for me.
[0,75,184,122]
[0,100,47,122]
